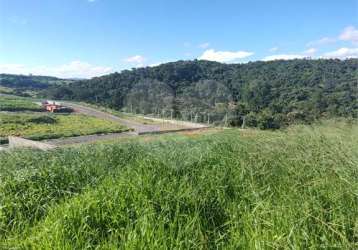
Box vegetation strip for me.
[0,112,128,144]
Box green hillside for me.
[44,59,358,129]
[1,121,357,249]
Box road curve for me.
[63,102,161,133]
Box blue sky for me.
[0,0,357,78]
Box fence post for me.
[241,115,246,129]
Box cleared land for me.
[0,120,357,249]
[0,112,128,142]
[0,95,206,147]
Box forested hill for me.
[44,59,358,128]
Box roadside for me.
[1,95,210,149]
[63,101,209,134]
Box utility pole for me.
[225,113,228,127]
[171,109,173,120]
[207,113,210,124]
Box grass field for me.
[0,95,42,112]
[0,112,128,143]
[0,120,357,249]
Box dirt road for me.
[63,102,161,133]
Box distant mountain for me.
[0,73,77,96]
[0,74,76,89]
[65,77,88,81]
[44,59,358,128]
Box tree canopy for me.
[41,59,358,128]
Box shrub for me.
[28,115,57,124]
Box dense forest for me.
[29,59,358,128]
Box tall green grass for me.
[0,121,357,249]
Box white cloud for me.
[264,47,319,61]
[0,64,26,75]
[322,47,358,59]
[198,42,210,49]
[303,48,317,55]
[306,37,336,47]
[124,55,146,65]
[198,49,253,63]
[0,61,112,79]
[262,54,305,61]
[306,26,358,47]
[339,26,358,44]
[149,62,163,67]
[269,47,279,52]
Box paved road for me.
[45,132,138,146]
[63,102,161,133]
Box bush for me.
[245,112,258,127]
[28,115,57,124]
[257,110,281,129]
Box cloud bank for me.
[262,54,305,61]
[323,47,358,59]
[199,49,253,63]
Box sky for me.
[0,0,357,78]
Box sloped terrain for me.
[0,121,357,249]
